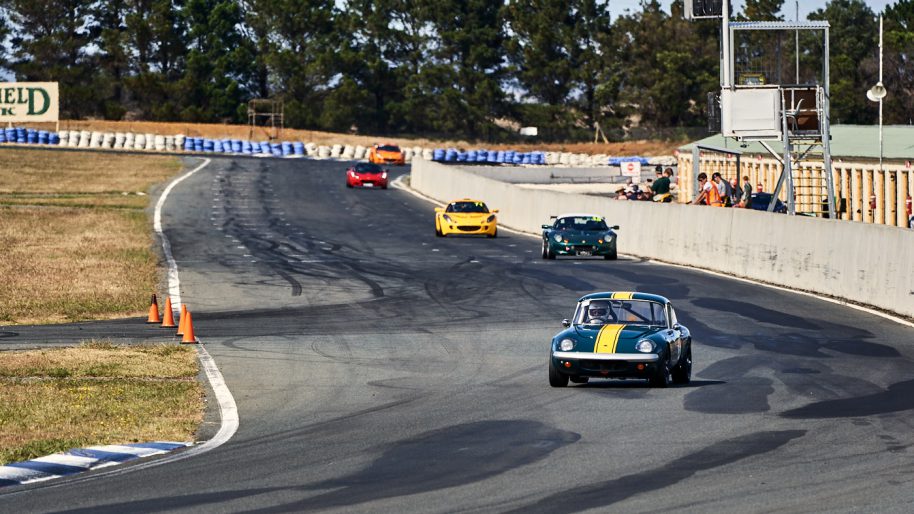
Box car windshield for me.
[446,201,489,213]
[355,163,382,173]
[378,145,400,152]
[574,299,667,327]
[555,216,608,231]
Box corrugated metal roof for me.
[680,125,914,161]
[730,21,830,30]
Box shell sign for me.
[0,82,59,122]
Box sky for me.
[609,0,896,20]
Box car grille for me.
[457,225,480,231]
[579,360,629,372]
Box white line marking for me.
[154,158,212,310]
[152,159,240,463]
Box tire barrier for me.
[0,125,652,168]
[428,148,552,166]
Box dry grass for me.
[0,341,197,379]
[19,120,684,156]
[0,148,180,194]
[0,343,202,465]
[0,148,181,324]
[0,207,157,324]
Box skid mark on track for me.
[503,430,805,513]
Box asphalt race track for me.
[3,157,914,513]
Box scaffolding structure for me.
[247,99,284,141]
[688,3,836,218]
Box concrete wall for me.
[413,159,914,319]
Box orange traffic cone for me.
[175,304,187,337]
[146,294,161,324]
[180,310,198,344]
[161,297,177,328]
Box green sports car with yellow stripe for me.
[549,292,692,387]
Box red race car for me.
[346,162,389,189]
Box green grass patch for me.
[0,343,203,465]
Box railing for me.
[678,152,914,227]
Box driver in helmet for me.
[586,302,611,324]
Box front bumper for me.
[551,351,659,378]
[349,178,388,188]
[550,242,616,256]
[372,155,404,165]
[441,222,496,235]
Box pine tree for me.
[810,0,876,124]
[6,0,99,118]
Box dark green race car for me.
[541,213,618,260]
[548,292,692,387]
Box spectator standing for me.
[712,172,733,206]
[651,168,672,203]
[742,176,753,206]
[729,178,742,206]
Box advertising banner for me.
[0,82,59,123]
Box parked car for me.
[747,192,787,213]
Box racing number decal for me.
[594,325,626,353]
[611,292,635,300]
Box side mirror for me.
[541,224,552,229]
[612,225,620,230]
[673,323,681,331]
[434,207,444,213]
[562,319,571,328]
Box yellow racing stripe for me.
[594,324,626,353]
[611,292,634,300]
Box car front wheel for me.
[672,346,692,384]
[548,357,568,387]
[649,358,672,388]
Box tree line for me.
[0,0,910,142]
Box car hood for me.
[442,212,491,220]
[552,229,611,244]
[567,324,666,353]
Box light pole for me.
[867,15,887,174]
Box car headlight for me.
[559,339,575,351]
[381,172,388,179]
[443,214,453,223]
[553,233,562,242]
[486,214,496,222]
[635,340,654,353]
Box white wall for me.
[413,159,914,318]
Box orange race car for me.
[368,143,405,165]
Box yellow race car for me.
[435,199,498,238]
